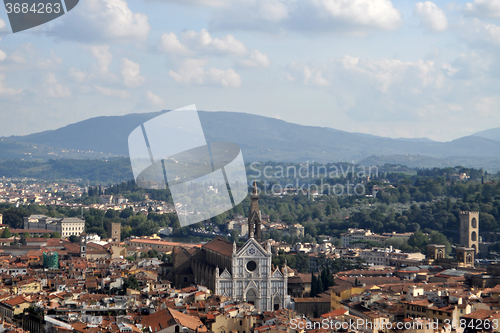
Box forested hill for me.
[1,165,500,260]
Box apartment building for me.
[359,247,426,266]
[23,214,85,238]
[341,228,388,247]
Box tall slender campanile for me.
[248,180,262,242]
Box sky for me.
[0,0,500,141]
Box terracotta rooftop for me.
[462,309,500,320]
[2,295,31,306]
[321,308,348,318]
[140,307,208,332]
[202,237,237,258]
[129,239,199,247]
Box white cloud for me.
[206,67,242,87]
[35,51,63,70]
[55,0,150,43]
[1,44,63,70]
[158,30,248,56]
[209,0,402,34]
[146,91,164,108]
[121,58,146,88]
[303,67,330,86]
[95,86,130,98]
[339,55,450,92]
[70,68,87,83]
[153,0,230,6]
[169,59,207,85]
[463,0,500,18]
[287,63,330,86]
[46,73,72,98]
[239,50,271,68]
[285,55,460,122]
[0,73,22,96]
[159,30,258,86]
[88,45,113,75]
[0,19,5,29]
[0,38,6,62]
[158,32,189,55]
[459,21,500,48]
[478,23,500,46]
[414,2,448,32]
[312,0,402,30]
[169,58,241,87]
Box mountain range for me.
[3,110,500,171]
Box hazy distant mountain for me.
[10,111,165,157]
[351,132,435,143]
[473,128,500,142]
[394,137,435,143]
[6,110,500,170]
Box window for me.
[246,260,257,272]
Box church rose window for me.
[246,260,257,272]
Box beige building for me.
[0,296,32,318]
[212,313,260,333]
[359,247,425,266]
[404,291,472,326]
[12,280,42,295]
[23,214,85,238]
[341,229,388,247]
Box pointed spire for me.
[248,179,261,242]
[233,241,237,253]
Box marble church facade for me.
[169,182,291,311]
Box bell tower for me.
[80,233,87,258]
[248,180,262,242]
[460,211,479,254]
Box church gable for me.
[272,268,283,278]
[236,238,267,258]
[219,268,231,279]
[244,280,261,296]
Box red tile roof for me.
[140,308,208,332]
[202,237,236,258]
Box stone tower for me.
[108,222,121,243]
[456,247,475,268]
[248,180,261,242]
[460,211,479,254]
[80,233,87,258]
[427,244,445,263]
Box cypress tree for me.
[311,271,317,297]
[317,276,324,295]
